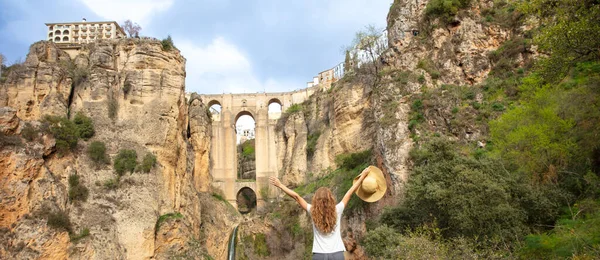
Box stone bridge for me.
[199,86,323,209]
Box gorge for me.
[1,0,599,259]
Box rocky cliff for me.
[269,0,524,258]
[0,39,219,259]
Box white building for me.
[45,19,126,44]
[333,62,344,80]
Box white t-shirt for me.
[306,202,346,253]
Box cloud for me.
[177,36,299,94]
[78,0,173,25]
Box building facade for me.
[45,20,126,44]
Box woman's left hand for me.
[269,176,282,188]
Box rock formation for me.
[0,39,220,259]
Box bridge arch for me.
[234,110,255,123]
[200,88,318,210]
[236,186,257,214]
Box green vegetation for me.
[43,113,96,155]
[161,35,175,51]
[114,149,137,175]
[21,123,38,141]
[155,212,183,234]
[306,131,321,157]
[416,59,440,80]
[87,141,109,165]
[285,103,303,114]
[62,60,89,88]
[239,139,255,160]
[46,210,72,233]
[251,233,270,257]
[44,116,79,155]
[70,228,90,243]
[140,153,157,173]
[103,177,120,190]
[73,112,95,140]
[68,174,89,203]
[425,0,471,24]
[519,0,600,82]
[363,1,600,258]
[521,199,600,258]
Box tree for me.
[346,25,387,77]
[519,0,600,81]
[121,20,142,38]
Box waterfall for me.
[227,225,239,260]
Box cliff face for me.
[276,81,376,187]
[271,0,521,258]
[0,40,213,259]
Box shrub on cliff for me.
[73,112,95,140]
[46,210,73,233]
[140,153,157,173]
[21,122,38,141]
[88,141,109,165]
[161,35,175,51]
[114,149,137,175]
[44,116,79,155]
[425,0,471,24]
[381,137,562,244]
[68,174,89,203]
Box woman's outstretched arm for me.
[341,167,370,207]
[269,176,308,211]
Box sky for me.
[0,0,392,95]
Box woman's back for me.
[307,202,346,253]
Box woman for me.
[269,168,370,260]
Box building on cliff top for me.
[45,18,126,45]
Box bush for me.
[161,35,175,51]
[285,103,302,114]
[87,141,109,164]
[520,199,600,259]
[362,225,403,259]
[114,149,137,175]
[21,123,38,141]
[383,138,561,243]
[70,228,90,243]
[253,233,270,257]
[140,153,157,173]
[45,116,79,155]
[425,0,471,24]
[103,177,120,190]
[47,210,72,233]
[73,112,94,140]
[68,174,89,202]
[334,150,372,170]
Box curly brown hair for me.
[311,187,337,234]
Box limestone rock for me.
[1,41,72,120]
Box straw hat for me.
[353,166,387,202]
